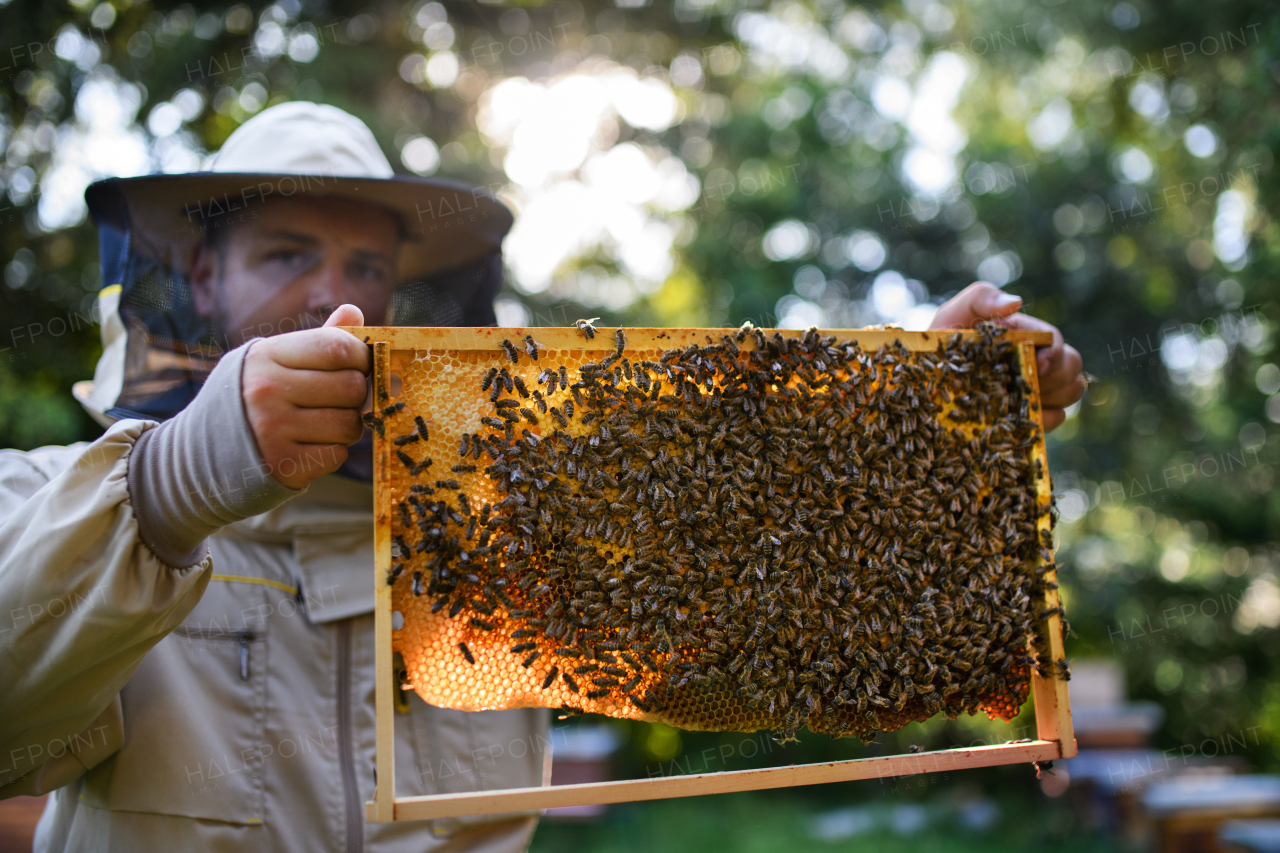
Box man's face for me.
[191,195,400,347]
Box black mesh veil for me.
[389,251,502,329]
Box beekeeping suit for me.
[0,102,549,853]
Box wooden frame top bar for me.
[341,326,1055,351]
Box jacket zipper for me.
[172,627,258,681]
[337,620,363,853]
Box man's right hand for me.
[240,304,370,490]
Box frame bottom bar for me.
[367,739,1068,822]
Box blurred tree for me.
[2,0,1278,771]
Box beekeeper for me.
[0,102,549,853]
[0,101,1084,852]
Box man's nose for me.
[305,256,347,314]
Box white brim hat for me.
[85,101,513,282]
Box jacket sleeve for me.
[0,342,301,799]
[0,421,212,798]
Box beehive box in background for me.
[355,324,1068,746]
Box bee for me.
[396,450,417,472]
[387,563,404,585]
[513,376,529,398]
[501,339,520,363]
[511,642,537,653]
[522,651,541,667]
[562,672,580,693]
[459,642,475,665]
[520,408,539,425]
[381,401,404,417]
[542,665,560,689]
[559,365,568,388]
[481,367,499,391]
[585,688,610,699]
[414,416,429,440]
[394,433,420,446]
[615,327,626,356]
[470,617,495,631]
[575,318,600,339]
[1055,658,1071,681]
[452,464,478,474]
[525,335,542,360]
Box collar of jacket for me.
[222,473,375,623]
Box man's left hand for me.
[929,282,1084,432]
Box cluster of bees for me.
[379,322,1059,741]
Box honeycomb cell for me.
[379,325,1060,741]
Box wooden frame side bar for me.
[1019,341,1076,759]
[367,740,1061,822]
[371,342,397,822]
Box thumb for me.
[323,304,365,328]
[930,282,1022,330]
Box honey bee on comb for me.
[381,323,1061,742]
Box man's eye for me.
[350,262,390,285]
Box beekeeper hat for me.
[76,102,510,425]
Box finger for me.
[1006,315,1066,378]
[253,364,370,409]
[274,407,366,447]
[929,282,1022,329]
[1038,347,1084,406]
[262,326,372,374]
[1042,408,1066,433]
[1041,377,1085,409]
[324,303,365,328]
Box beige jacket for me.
[0,420,549,852]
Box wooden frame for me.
[344,326,1075,823]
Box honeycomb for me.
[367,323,1060,741]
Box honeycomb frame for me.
[346,326,1075,823]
